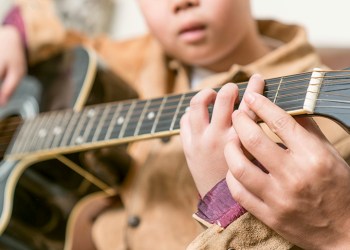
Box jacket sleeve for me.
[189,179,295,250]
[9,0,66,64]
[188,213,296,250]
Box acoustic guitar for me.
[1,46,349,249]
[0,46,136,249]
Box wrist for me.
[194,179,246,228]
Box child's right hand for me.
[0,26,27,105]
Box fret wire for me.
[105,103,123,140]
[70,108,90,145]
[90,76,307,131]
[22,115,40,153]
[113,79,306,127]
[92,104,112,142]
[134,99,151,136]
[60,111,81,148]
[171,92,194,131]
[119,100,136,138]
[136,98,160,135]
[120,97,310,134]
[19,117,41,154]
[75,85,313,140]
[114,100,142,138]
[13,70,348,155]
[9,118,32,154]
[46,111,63,149]
[151,96,167,134]
[154,95,180,133]
[28,114,49,152]
[85,106,106,143]
[171,94,184,131]
[41,112,59,150]
[97,104,123,140]
[273,76,283,103]
[107,103,132,140]
[51,110,73,149]
[39,112,58,150]
[80,106,99,143]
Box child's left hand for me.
[180,74,265,197]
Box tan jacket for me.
[14,0,350,249]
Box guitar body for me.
[0,46,136,249]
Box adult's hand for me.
[226,86,350,249]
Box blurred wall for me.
[1,0,350,47]
[110,0,350,48]
[0,0,12,20]
[251,0,350,48]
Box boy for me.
[1,0,350,248]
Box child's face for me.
[138,0,253,71]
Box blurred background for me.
[1,0,350,48]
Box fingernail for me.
[251,73,262,79]
[244,92,255,104]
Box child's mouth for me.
[179,24,207,44]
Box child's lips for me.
[178,23,207,43]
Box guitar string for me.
[1,70,344,128]
[1,78,349,141]
[1,76,349,135]
[2,72,350,152]
[68,81,348,130]
[6,95,350,154]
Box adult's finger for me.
[232,109,287,175]
[226,171,268,216]
[242,92,311,150]
[225,137,271,200]
[239,74,265,120]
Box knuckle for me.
[274,198,295,218]
[308,150,334,177]
[230,161,246,181]
[290,176,308,195]
[245,132,263,148]
[269,115,292,134]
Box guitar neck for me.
[7,68,348,160]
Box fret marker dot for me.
[38,129,47,138]
[147,112,155,120]
[87,109,96,118]
[185,107,190,112]
[117,116,124,125]
[53,127,63,135]
[75,136,84,144]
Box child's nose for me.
[172,0,200,13]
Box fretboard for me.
[6,71,315,159]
